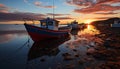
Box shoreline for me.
[87,26,120,69]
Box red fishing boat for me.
[24,17,71,42]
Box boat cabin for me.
[40,17,59,30]
[72,20,78,24]
[68,20,79,29]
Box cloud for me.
[34,1,55,8]
[94,12,118,15]
[66,0,95,7]
[23,0,55,8]
[65,0,120,14]
[111,2,120,6]
[23,0,31,5]
[0,3,71,22]
[56,17,74,20]
[34,1,42,6]
[94,17,117,20]
[23,0,29,4]
[46,13,70,16]
[96,0,120,4]
[74,4,120,13]
[0,11,72,22]
[0,4,46,22]
[0,12,46,21]
[66,0,120,7]
[0,4,9,13]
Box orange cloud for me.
[34,1,42,6]
[0,4,46,22]
[56,17,74,20]
[0,12,46,21]
[96,0,120,4]
[0,4,9,13]
[93,17,117,20]
[23,0,55,8]
[66,0,93,7]
[66,0,120,7]
[66,0,120,14]
[94,12,118,15]
[34,1,55,8]
[74,4,120,13]
[46,13,70,16]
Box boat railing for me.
[23,18,35,25]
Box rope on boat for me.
[14,38,30,53]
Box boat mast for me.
[53,0,55,19]
[32,19,35,25]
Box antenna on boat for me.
[23,18,27,24]
[31,19,35,25]
[53,0,55,19]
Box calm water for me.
[0,24,102,69]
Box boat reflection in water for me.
[27,36,70,61]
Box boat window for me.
[55,22,58,26]
[41,22,46,26]
[48,22,53,25]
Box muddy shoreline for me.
[87,26,120,69]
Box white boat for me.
[68,20,80,29]
[111,20,120,27]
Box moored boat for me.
[111,20,120,27]
[24,17,71,42]
[68,20,80,29]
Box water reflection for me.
[0,34,13,43]
[77,25,102,44]
[28,36,70,61]
[78,25,100,36]
[71,29,79,35]
[0,30,27,43]
[67,25,102,50]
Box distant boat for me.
[24,17,71,42]
[111,20,120,27]
[68,20,80,29]
[27,36,70,61]
[14,24,19,25]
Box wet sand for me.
[60,26,120,69]
[86,26,120,69]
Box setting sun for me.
[84,19,95,24]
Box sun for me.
[84,19,94,24]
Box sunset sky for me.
[0,0,120,24]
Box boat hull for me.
[24,24,70,42]
[111,24,120,27]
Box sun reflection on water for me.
[78,25,100,36]
[68,25,103,46]
[66,25,102,50]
